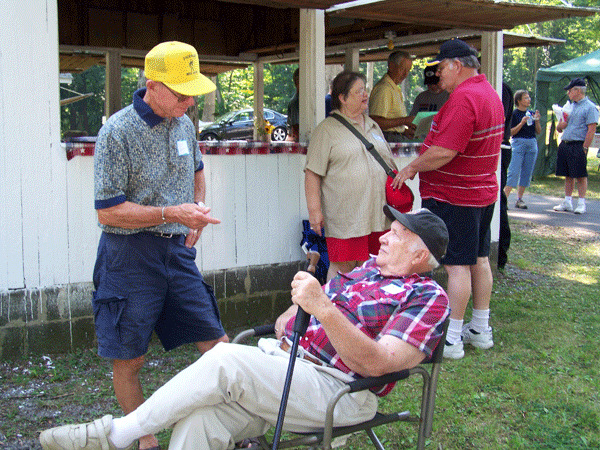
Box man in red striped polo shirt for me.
[394,38,504,360]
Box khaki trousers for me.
[134,341,378,450]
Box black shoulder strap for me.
[331,113,396,177]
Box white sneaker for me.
[462,323,494,349]
[574,203,586,214]
[443,340,464,359]
[39,415,133,450]
[553,201,573,212]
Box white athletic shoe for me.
[574,203,586,214]
[553,201,573,212]
[443,340,465,359]
[462,323,494,349]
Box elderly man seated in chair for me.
[39,206,450,450]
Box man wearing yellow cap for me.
[92,41,228,450]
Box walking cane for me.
[271,251,320,450]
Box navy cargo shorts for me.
[422,199,494,266]
[92,231,226,360]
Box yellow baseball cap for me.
[145,41,216,96]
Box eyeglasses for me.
[436,61,453,75]
[349,87,368,97]
[162,83,194,103]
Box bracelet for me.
[161,207,167,224]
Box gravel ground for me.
[0,348,191,450]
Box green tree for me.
[61,66,141,138]
[121,67,140,107]
[209,63,297,118]
[214,67,254,116]
[264,63,298,114]
[504,0,600,106]
[60,65,105,138]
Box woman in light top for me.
[304,71,398,281]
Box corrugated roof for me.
[57,0,596,73]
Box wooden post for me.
[299,9,325,142]
[105,50,122,119]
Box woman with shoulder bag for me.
[304,70,413,281]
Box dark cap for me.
[383,205,449,263]
[564,77,586,90]
[424,65,439,85]
[427,38,478,66]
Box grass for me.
[337,217,600,450]
[2,160,600,449]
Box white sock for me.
[447,318,464,345]
[470,309,490,333]
[578,198,586,205]
[565,196,572,204]
[110,412,145,449]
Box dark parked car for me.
[199,108,288,141]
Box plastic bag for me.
[552,104,564,122]
[562,100,573,117]
[552,101,573,123]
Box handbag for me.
[331,113,414,213]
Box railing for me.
[65,139,421,159]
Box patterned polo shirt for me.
[283,258,449,396]
[94,88,203,235]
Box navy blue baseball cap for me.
[427,38,478,66]
[564,78,586,90]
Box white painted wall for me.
[198,154,308,271]
[50,149,419,283]
[0,0,67,291]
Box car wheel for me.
[201,133,219,141]
[271,127,287,141]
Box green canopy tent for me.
[533,49,600,177]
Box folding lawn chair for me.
[231,318,449,450]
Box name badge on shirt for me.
[177,140,190,156]
[371,133,385,142]
[382,284,404,295]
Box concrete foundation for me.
[0,261,305,360]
